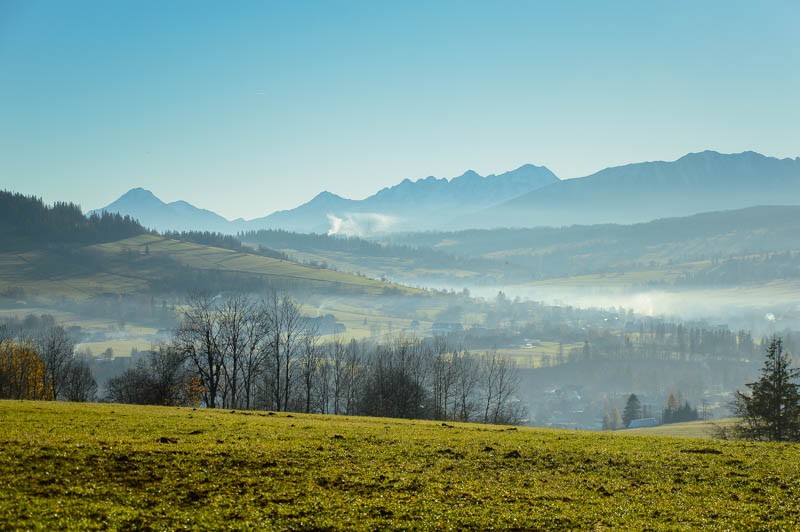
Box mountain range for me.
[89,187,233,233]
[252,163,559,234]
[92,151,800,235]
[475,150,800,228]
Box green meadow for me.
[2,400,799,530]
[0,234,417,300]
[621,419,740,439]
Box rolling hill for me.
[241,205,800,288]
[0,234,414,300]
[1,192,410,299]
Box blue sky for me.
[1,0,798,220]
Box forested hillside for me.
[237,207,800,287]
[0,191,145,249]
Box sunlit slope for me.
[620,419,739,439]
[0,234,417,298]
[2,400,798,529]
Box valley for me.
[4,3,799,529]
[4,180,800,431]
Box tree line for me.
[0,325,96,402]
[108,292,525,424]
[162,230,291,261]
[602,392,699,430]
[0,190,145,249]
[238,229,502,280]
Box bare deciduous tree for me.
[452,349,480,421]
[175,292,223,408]
[481,351,524,424]
[105,345,192,406]
[218,294,255,408]
[36,325,75,400]
[430,337,456,420]
[299,324,321,413]
[239,301,270,410]
[62,355,97,402]
[258,291,305,411]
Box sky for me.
[1,1,799,220]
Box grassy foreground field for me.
[2,402,799,530]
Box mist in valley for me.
[5,211,799,432]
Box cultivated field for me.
[1,401,799,529]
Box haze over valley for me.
[84,150,800,334]
[4,2,800,527]
[5,140,800,435]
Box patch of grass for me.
[495,342,584,368]
[621,418,740,439]
[74,338,154,357]
[1,401,799,529]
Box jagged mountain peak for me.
[88,150,798,235]
[455,170,481,180]
[477,150,800,229]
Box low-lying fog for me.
[453,283,800,336]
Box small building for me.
[627,418,658,429]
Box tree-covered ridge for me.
[239,229,500,275]
[0,190,146,248]
[163,230,290,261]
[236,207,800,287]
[389,205,800,257]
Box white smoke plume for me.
[327,212,398,237]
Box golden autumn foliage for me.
[184,375,205,408]
[0,340,53,400]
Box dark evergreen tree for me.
[622,393,642,427]
[676,401,699,423]
[662,394,699,424]
[733,337,800,441]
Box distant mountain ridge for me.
[247,163,559,234]
[473,151,800,228]
[93,164,560,234]
[89,188,233,233]
[371,164,557,206]
[92,151,800,234]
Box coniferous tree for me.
[733,337,800,441]
[662,393,681,424]
[622,393,642,427]
[662,394,699,424]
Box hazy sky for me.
[1,1,798,220]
